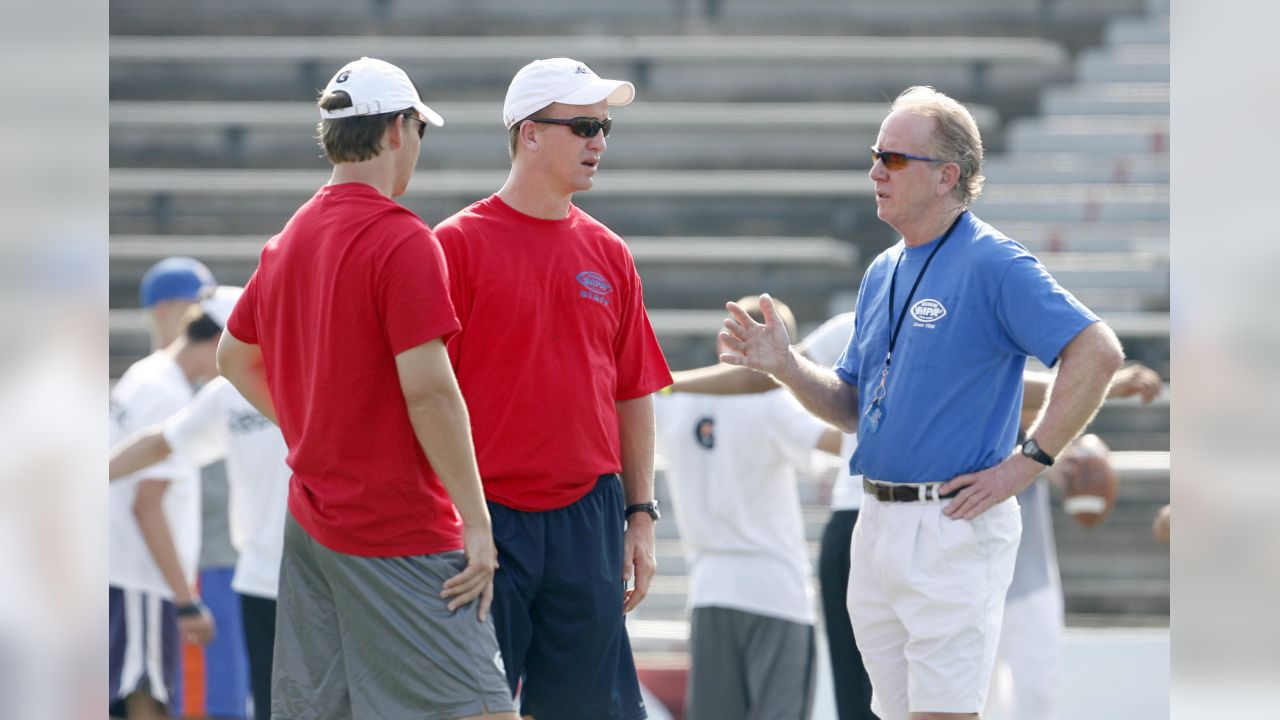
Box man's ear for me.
[519,120,540,153]
[937,161,961,197]
[384,115,405,152]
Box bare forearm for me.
[1025,323,1124,457]
[217,332,278,424]
[133,485,196,604]
[670,363,778,395]
[110,428,173,480]
[405,389,490,529]
[616,395,656,504]
[774,349,859,433]
[223,368,277,425]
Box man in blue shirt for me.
[718,86,1124,720]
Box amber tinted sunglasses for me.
[871,146,943,170]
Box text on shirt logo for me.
[110,399,128,427]
[228,409,272,435]
[576,271,613,306]
[694,417,716,449]
[910,298,947,328]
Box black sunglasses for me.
[399,113,427,139]
[530,116,612,138]
[870,146,943,170]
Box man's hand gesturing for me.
[718,294,794,376]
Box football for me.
[1050,433,1118,528]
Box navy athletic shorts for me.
[489,473,648,720]
[108,586,179,717]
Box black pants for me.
[239,593,276,720]
[818,510,878,720]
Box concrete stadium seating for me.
[1041,82,1169,116]
[110,100,999,171]
[1077,44,1170,84]
[109,0,1149,47]
[109,168,885,241]
[996,220,1168,254]
[971,183,1168,222]
[110,35,1068,113]
[984,153,1168,183]
[1006,115,1169,154]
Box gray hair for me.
[891,86,985,205]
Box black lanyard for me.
[884,211,965,369]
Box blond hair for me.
[891,86,985,205]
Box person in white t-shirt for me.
[657,296,841,720]
[672,310,878,720]
[110,374,288,720]
[109,286,241,720]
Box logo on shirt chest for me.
[694,417,716,449]
[228,409,272,435]
[910,298,947,329]
[110,399,128,427]
[576,271,613,307]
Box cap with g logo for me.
[319,57,445,127]
[502,57,635,129]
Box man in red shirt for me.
[433,58,673,720]
[217,57,517,720]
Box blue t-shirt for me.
[835,211,1097,483]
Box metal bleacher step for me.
[1040,83,1169,116]
[110,34,1068,106]
[971,183,1167,223]
[110,167,884,240]
[984,153,1167,184]
[110,100,999,172]
[995,220,1168,254]
[1076,45,1170,84]
[1006,115,1169,155]
[1104,15,1170,47]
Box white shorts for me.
[846,494,1021,719]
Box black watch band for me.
[625,500,661,522]
[175,600,206,618]
[1021,437,1055,467]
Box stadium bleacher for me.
[110,0,1169,713]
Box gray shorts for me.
[685,606,816,720]
[272,513,515,720]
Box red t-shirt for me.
[226,182,463,557]
[435,195,673,511]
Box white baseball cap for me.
[502,58,635,129]
[201,285,243,329]
[319,57,445,127]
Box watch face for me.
[1023,439,1039,456]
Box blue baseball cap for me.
[139,257,216,308]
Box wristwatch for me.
[175,600,207,618]
[1020,437,1055,467]
[625,500,661,522]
